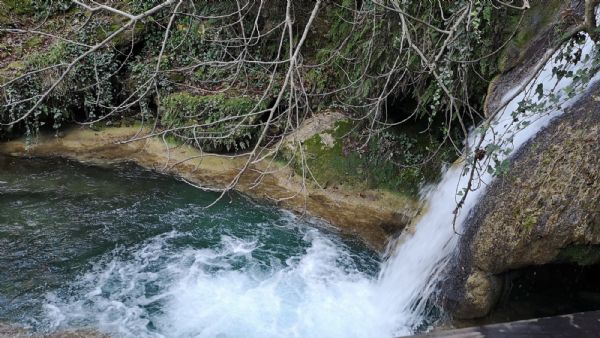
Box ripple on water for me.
[0,157,383,338]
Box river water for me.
[2,23,598,338]
[0,157,384,337]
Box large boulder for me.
[447,83,600,319]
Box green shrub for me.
[160,92,269,152]
[1,41,119,138]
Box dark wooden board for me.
[403,311,600,338]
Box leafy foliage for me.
[0,41,119,140]
[161,92,268,152]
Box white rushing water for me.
[373,32,600,334]
[42,34,599,338]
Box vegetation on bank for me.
[161,92,268,152]
[285,119,455,196]
[0,0,589,197]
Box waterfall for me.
[374,32,600,335]
[34,25,600,338]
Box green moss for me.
[498,0,563,72]
[25,42,69,69]
[300,120,361,187]
[522,213,538,229]
[6,61,26,71]
[293,119,451,197]
[24,36,44,50]
[558,245,600,266]
[515,0,562,48]
[2,0,33,15]
[164,134,183,147]
[0,6,9,25]
[0,61,26,84]
[1,0,70,17]
[94,17,143,48]
[160,92,268,152]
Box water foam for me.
[43,226,391,338]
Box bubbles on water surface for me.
[0,159,383,337]
[41,225,391,338]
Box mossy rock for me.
[498,0,563,72]
[5,61,26,71]
[299,119,360,187]
[95,19,145,50]
[2,0,34,15]
[23,36,44,50]
[557,245,600,266]
[287,118,451,197]
[0,9,9,26]
[160,92,268,152]
[25,42,69,69]
[0,61,26,84]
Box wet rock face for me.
[472,104,600,275]
[451,270,502,319]
[450,85,600,320]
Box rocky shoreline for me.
[0,126,418,253]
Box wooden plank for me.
[404,311,600,338]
